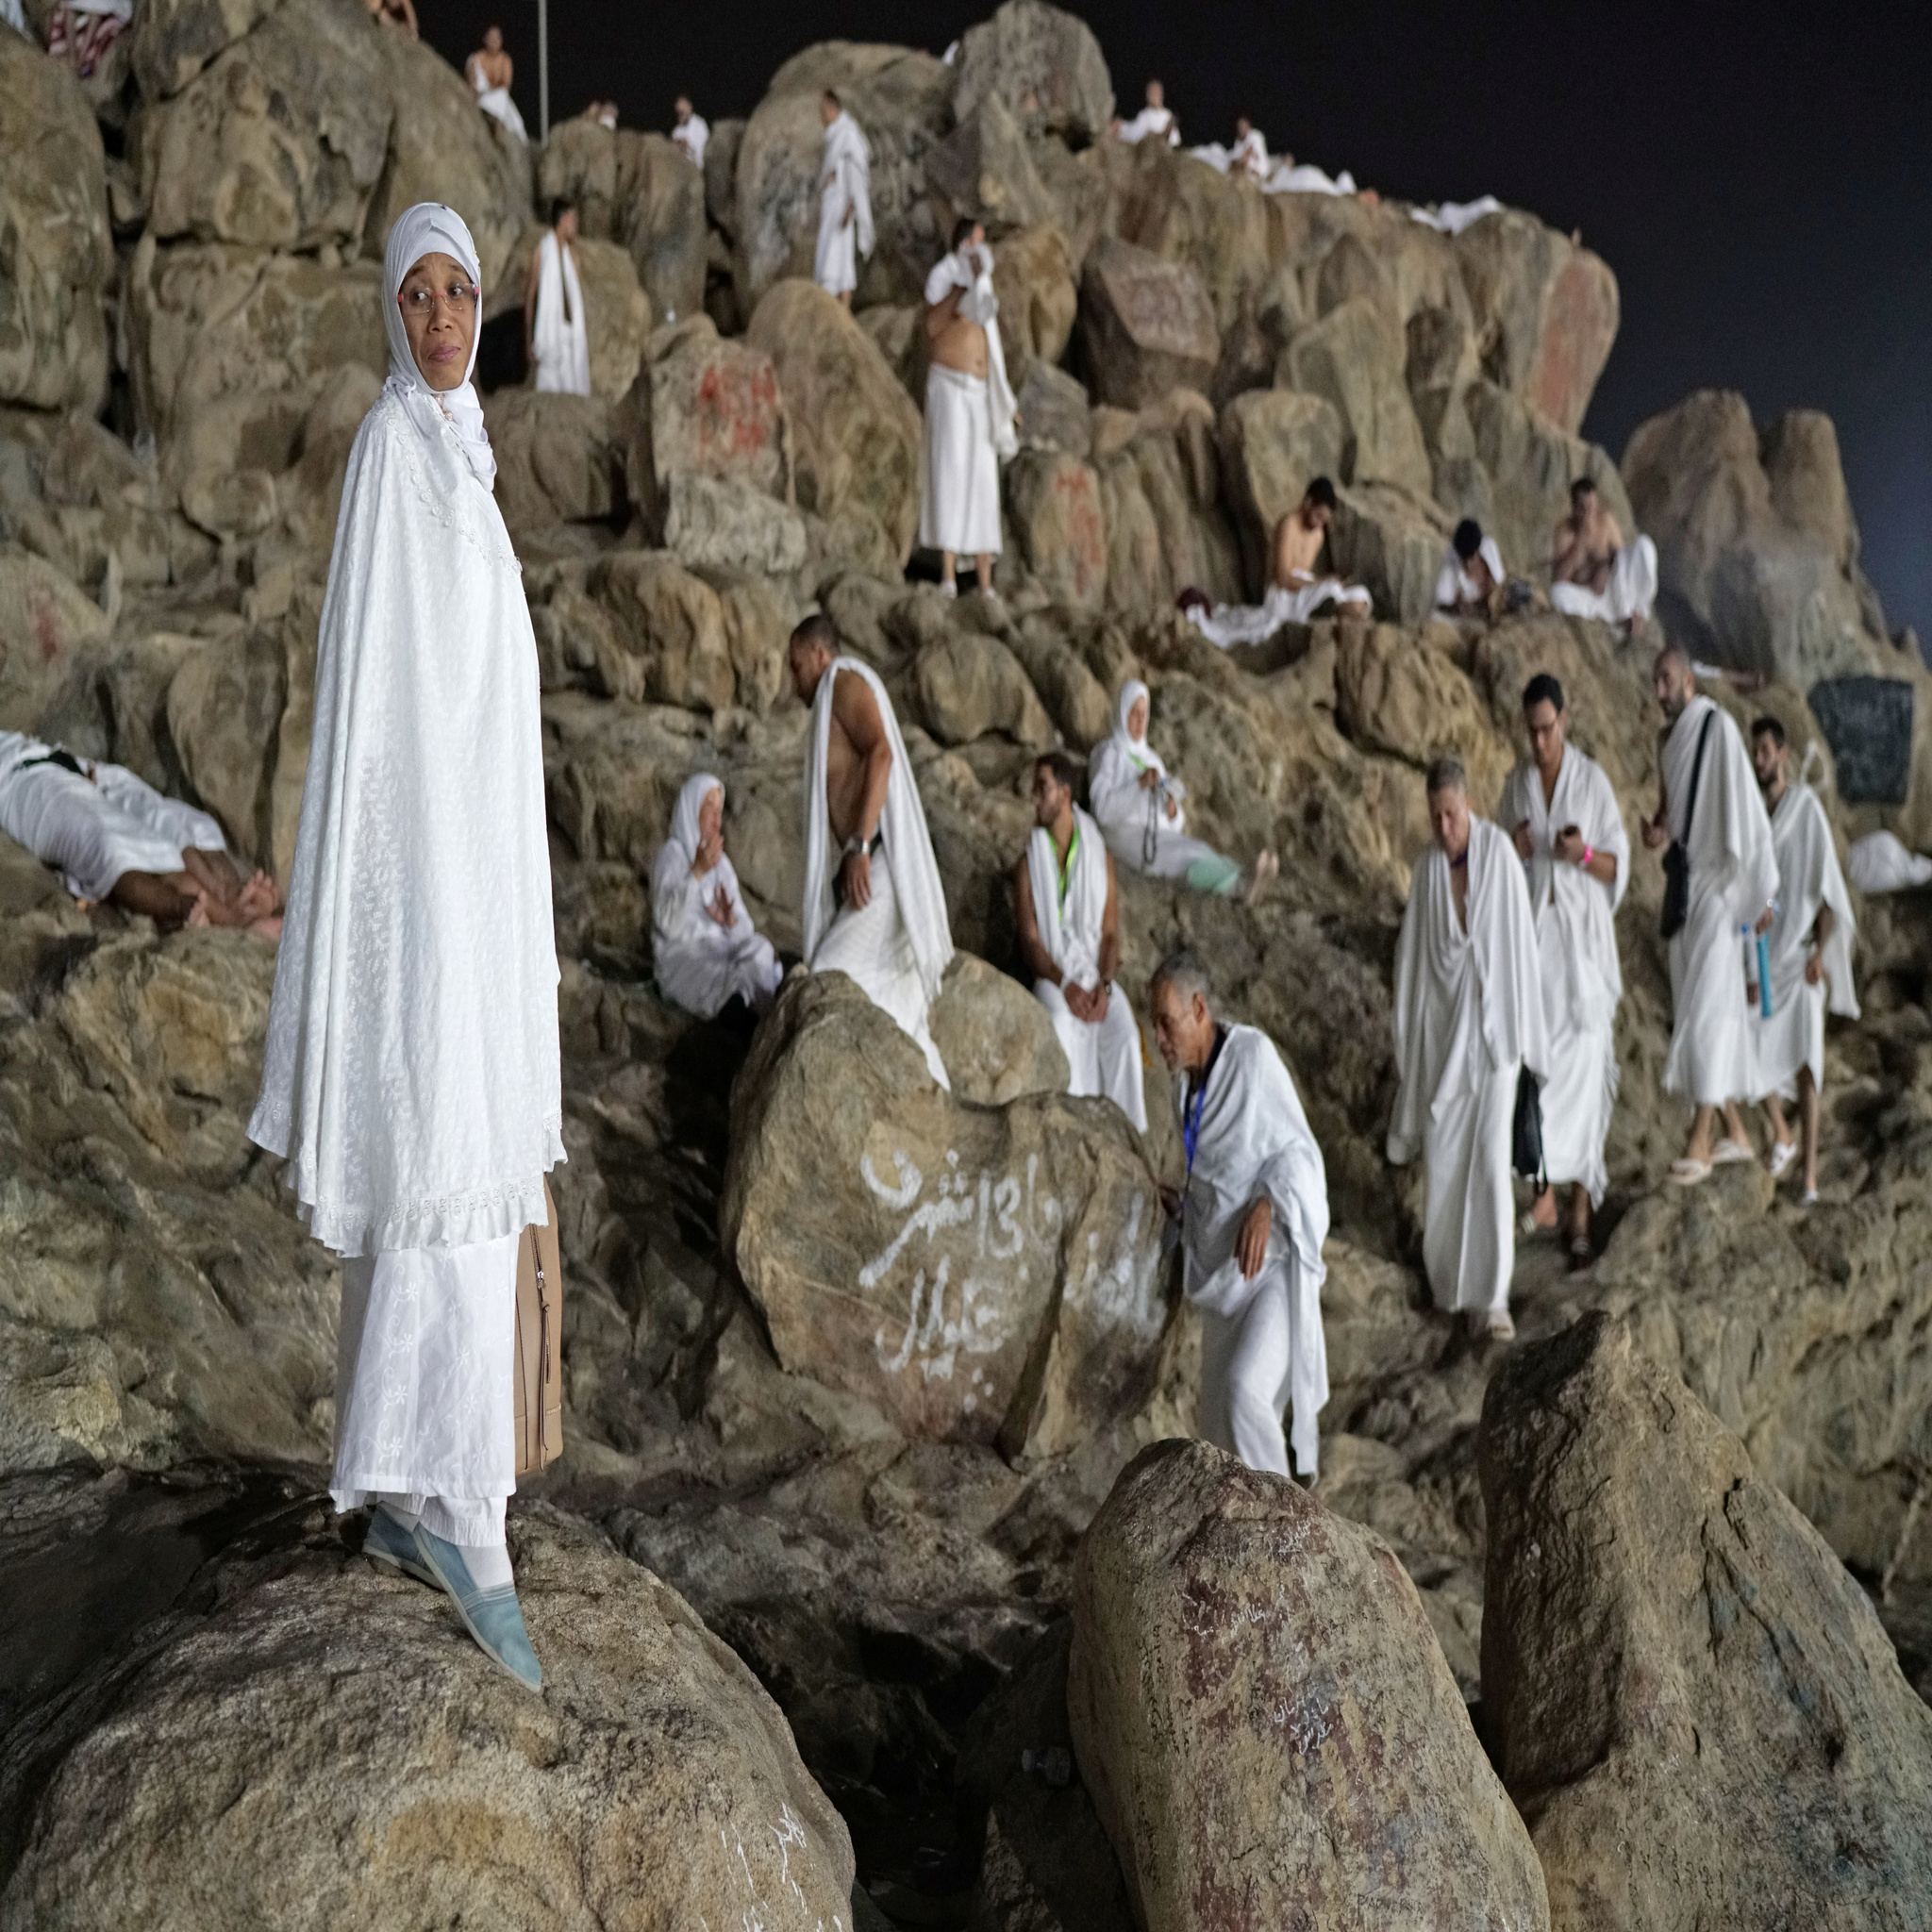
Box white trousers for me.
[1036,978,1147,1131]
[1423,1045,1518,1315]
[1198,1257,1316,1477]
[1551,535,1657,625]
[331,1231,520,1548]
[810,845,950,1090]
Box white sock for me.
[461,1542,514,1591]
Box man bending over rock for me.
[1013,750,1146,1130]
[1193,478,1374,646]
[1089,679,1276,900]
[790,614,954,1087]
[1551,476,1658,631]
[1747,715,1857,1203]
[1435,518,1506,617]
[1150,951,1329,1480]
[1641,644,1778,1186]
[1389,756,1547,1341]
[0,731,280,935]
[919,219,1017,599]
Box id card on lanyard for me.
[1180,1026,1227,1223]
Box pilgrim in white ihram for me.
[531,215,590,396]
[919,234,1018,568]
[249,203,558,1688]
[650,773,784,1021]
[815,97,874,299]
[1389,775,1548,1332]
[802,655,954,1088]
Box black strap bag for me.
[1511,1066,1545,1183]
[1659,709,1715,941]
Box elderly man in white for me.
[1150,951,1329,1481]
[1011,749,1146,1131]
[1747,715,1857,1203]
[1390,755,1548,1340]
[1501,673,1627,1262]
[789,613,953,1088]
[252,204,561,1690]
[814,91,874,308]
[1641,645,1779,1185]
[650,773,783,1021]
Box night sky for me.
[426,0,1931,646]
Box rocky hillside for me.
[1,2,1929,1925]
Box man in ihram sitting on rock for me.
[1551,475,1659,632]
[1389,755,1547,1342]
[1185,477,1372,647]
[790,613,954,1089]
[919,218,1018,599]
[1149,951,1329,1481]
[1012,749,1146,1131]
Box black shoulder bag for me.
[1659,709,1715,941]
[1511,1064,1545,1183]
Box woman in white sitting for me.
[650,773,783,1020]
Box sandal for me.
[1485,1311,1516,1341]
[1669,1158,1712,1187]
[1568,1235,1592,1264]
[1711,1138,1756,1165]
[1767,1139,1797,1180]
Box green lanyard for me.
[1058,823,1080,907]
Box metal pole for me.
[538,0,549,142]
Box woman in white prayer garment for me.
[250,204,561,1692]
[650,773,783,1021]
[1088,680,1277,900]
[814,91,874,306]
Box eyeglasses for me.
[399,282,480,317]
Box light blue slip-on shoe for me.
[413,1524,543,1692]
[362,1507,438,1588]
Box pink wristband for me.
[1581,843,1594,866]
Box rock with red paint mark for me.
[1069,1439,1550,1932]
[1004,450,1108,614]
[1077,239,1220,412]
[1453,209,1618,436]
[720,966,1171,1455]
[1481,1311,1932,1931]
[0,31,113,415]
[0,546,110,731]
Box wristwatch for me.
[841,834,869,858]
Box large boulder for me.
[733,43,955,312]
[1328,479,1453,624]
[1069,1440,1552,1932]
[662,473,808,578]
[745,279,921,570]
[1078,238,1219,411]
[1622,388,1890,685]
[588,550,738,712]
[909,626,1055,747]
[1003,449,1108,612]
[1279,293,1433,498]
[490,230,649,399]
[481,389,625,537]
[1336,621,1512,808]
[719,971,1168,1455]
[0,33,113,414]
[1462,377,1629,583]
[0,1498,857,1928]
[1453,211,1618,435]
[0,546,109,729]
[924,94,1058,240]
[948,0,1114,143]
[1217,388,1345,596]
[538,124,708,327]
[360,30,533,296]
[1480,1312,1932,1930]
[1107,142,1274,335]
[131,0,392,253]
[990,223,1079,381]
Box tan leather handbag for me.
[512,1179,562,1475]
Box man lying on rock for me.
[650,771,783,1022]
[919,218,1018,600]
[790,613,954,1088]
[0,730,280,935]
[1185,477,1373,647]
[1388,755,1547,1342]
[251,203,562,1692]
[1551,475,1659,632]
[1150,950,1329,1480]
[1088,678,1277,900]
[1012,749,1147,1131]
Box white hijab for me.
[670,772,724,863]
[381,202,495,491]
[1112,678,1164,775]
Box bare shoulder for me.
[831,663,886,742]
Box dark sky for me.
[428,0,1932,645]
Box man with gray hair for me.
[1149,951,1329,1480]
[1389,754,1547,1339]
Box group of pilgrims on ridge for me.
[0,187,1862,1693]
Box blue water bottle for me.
[1756,930,1773,1018]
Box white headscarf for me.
[381,202,496,491]
[1113,678,1165,774]
[670,772,724,863]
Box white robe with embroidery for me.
[1390,816,1547,1314]
[1659,696,1779,1107]
[814,111,874,296]
[651,774,783,1020]
[1500,747,1627,1204]
[532,230,591,396]
[1751,780,1857,1100]
[1026,805,1145,1130]
[1176,1024,1329,1476]
[804,658,953,1087]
